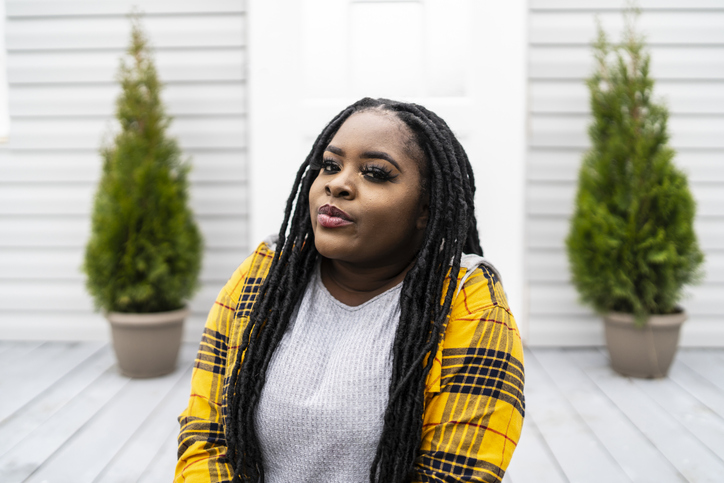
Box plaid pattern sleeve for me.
[414,265,526,483]
[175,243,275,483]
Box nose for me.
[325,169,355,199]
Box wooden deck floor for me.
[0,342,722,482]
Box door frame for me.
[247,0,529,338]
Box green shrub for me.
[84,18,202,313]
[566,13,704,325]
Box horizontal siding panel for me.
[530,0,724,11]
[189,184,247,215]
[0,217,90,247]
[0,280,225,315]
[0,248,84,280]
[528,1,724,345]
[0,215,247,249]
[0,312,108,340]
[527,249,570,283]
[528,217,724,252]
[8,49,246,84]
[0,151,247,183]
[530,46,724,79]
[530,282,722,316]
[527,149,724,183]
[527,315,603,346]
[530,11,724,45]
[679,317,724,346]
[528,249,724,283]
[0,312,210,342]
[10,83,246,117]
[7,15,244,51]
[527,182,724,216]
[7,0,245,17]
[0,247,247,282]
[201,249,249,282]
[196,217,248,249]
[9,117,247,150]
[0,185,93,215]
[0,184,247,215]
[526,314,724,347]
[530,115,724,149]
[530,81,724,114]
[0,0,248,342]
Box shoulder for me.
[448,256,521,349]
[425,255,523,392]
[445,257,524,386]
[445,260,523,364]
[448,254,513,327]
[450,257,512,326]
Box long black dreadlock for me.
[225,98,482,482]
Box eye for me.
[361,164,397,183]
[317,158,340,174]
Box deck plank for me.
[632,368,724,462]
[677,350,724,391]
[534,348,684,482]
[0,344,115,459]
[25,349,195,483]
[2,343,724,482]
[571,349,724,483]
[0,365,131,482]
[0,341,50,376]
[0,341,54,385]
[523,350,630,482]
[0,340,17,356]
[95,344,196,482]
[505,413,568,483]
[0,341,105,423]
[139,427,183,483]
[668,360,724,420]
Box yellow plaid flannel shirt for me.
[176,241,525,482]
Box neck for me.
[320,257,415,306]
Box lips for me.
[317,204,353,228]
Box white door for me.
[248,0,528,336]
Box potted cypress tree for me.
[84,18,203,378]
[566,11,704,378]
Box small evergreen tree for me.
[84,17,202,313]
[566,10,704,326]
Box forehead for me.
[329,110,414,153]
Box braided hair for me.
[226,97,482,482]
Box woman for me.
[176,98,525,483]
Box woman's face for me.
[308,110,428,269]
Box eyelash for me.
[315,158,397,183]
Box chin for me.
[315,242,349,262]
[313,236,358,263]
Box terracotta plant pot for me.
[106,307,188,378]
[603,310,687,378]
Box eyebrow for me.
[325,145,401,171]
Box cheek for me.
[308,176,323,213]
[365,188,422,230]
[309,173,323,198]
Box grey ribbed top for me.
[254,264,402,483]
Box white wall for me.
[0,0,248,341]
[526,0,724,346]
[3,0,721,347]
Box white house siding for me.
[0,1,248,341]
[527,0,724,346]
